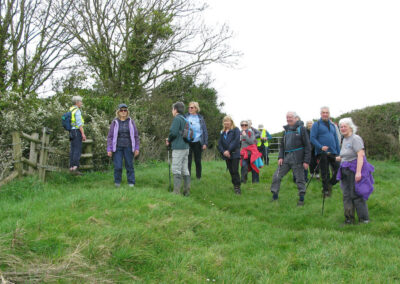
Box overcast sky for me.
[204,0,400,133]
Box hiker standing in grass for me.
[270,111,311,206]
[184,101,208,180]
[240,120,261,184]
[336,118,374,225]
[166,102,191,196]
[310,106,340,198]
[218,116,241,194]
[257,124,272,166]
[69,96,86,175]
[107,104,140,188]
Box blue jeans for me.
[113,146,135,184]
[69,129,82,168]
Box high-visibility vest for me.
[70,106,84,128]
[257,129,269,147]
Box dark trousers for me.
[318,153,340,192]
[257,145,270,165]
[113,146,135,184]
[226,158,240,187]
[69,129,82,168]
[188,141,202,179]
[241,157,259,183]
[309,147,319,174]
[340,168,369,222]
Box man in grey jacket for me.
[270,111,311,206]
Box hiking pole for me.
[305,156,322,191]
[167,147,172,192]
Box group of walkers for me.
[68,97,374,225]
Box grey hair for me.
[320,106,330,112]
[247,119,252,126]
[339,117,358,134]
[172,101,185,114]
[240,120,249,126]
[286,111,298,118]
[72,96,83,103]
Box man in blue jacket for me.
[310,106,340,197]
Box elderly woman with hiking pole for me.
[184,101,208,180]
[218,116,241,194]
[107,104,140,188]
[335,118,374,225]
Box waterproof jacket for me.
[218,127,240,160]
[310,119,340,155]
[107,118,140,152]
[184,113,208,146]
[168,114,189,150]
[278,121,311,164]
[337,157,375,200]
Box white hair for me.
[339,117,358,134]
[72,96,83,103]
[320,106,330,112]
[286,111,297,118]
[247,119,252,126]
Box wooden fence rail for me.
[0,127,93,188]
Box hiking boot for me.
[297,200,304,206]
[271,193,278,202]
[234,186,241,195]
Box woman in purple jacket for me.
[107,104,140,187]
[336,118,374,225]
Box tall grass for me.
[0,160,399,283]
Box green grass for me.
[0,160,399,283]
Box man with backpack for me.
[310,106,341,198]
[166,102,190,196]
[270,111,311,206]
[68,96,86,175]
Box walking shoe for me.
[115,183,121,188]
[128,184,134,188]
[297,200,304,206]
[360,219,370,224]
[316,174,320,180]
[271,193,278,201]
[234,186,241,195]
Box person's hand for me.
[336,156,342,162]
[107,151,112,157]
[303,163,309,170]
[82,134,86,141]
[321,146,329,152]
[223,150,231,158]
[134,150,139,157]
[202,145,207,150]
[278,158,283,166]
[355,172,362,182]
[165,138,170,146]
[241,130,247,136]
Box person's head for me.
[320,106,330,121]
[339,117,357,137]
[240,120,249,130]
[258,124,264,130]
[295,114,301,121]
[116,103,129,119]
[222,116,235,131]
[306,120,313,130]
[172,101,185,116]
[72,96,83,108]
[188,101,200,114]
[286,111,297,126]
[247,119,252,127]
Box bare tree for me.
[63,0,239,99]
[0,0,75,95]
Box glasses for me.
[119,109,128,112]
[241,124,248,127]
[189,106,195,109]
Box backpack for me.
[179,116,196,143]
[61,107,77,131]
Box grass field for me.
[0,160,399,283]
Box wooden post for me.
[12,132,23,177]
[28,133,39,174]
[38,128,48,182]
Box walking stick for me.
[167,147,172,192]
[305,156,322,191]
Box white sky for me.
[204,0,400,133]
